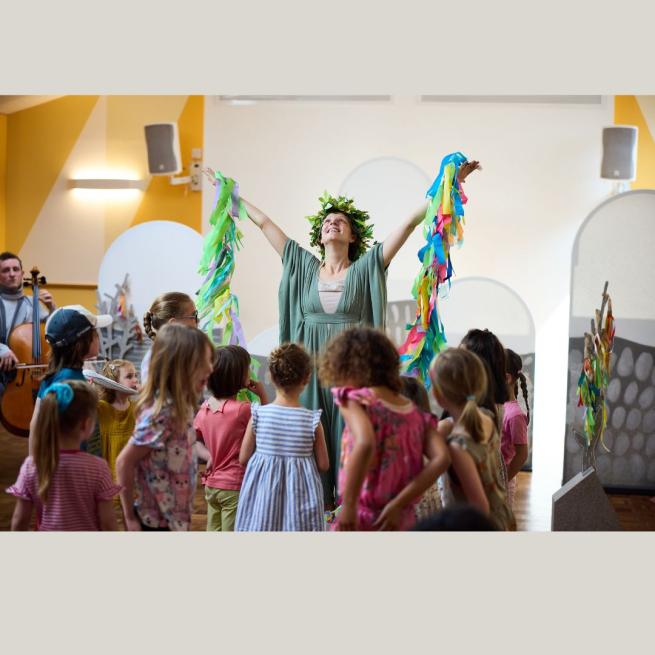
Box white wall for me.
[203,95,616,526]
[571,190,655,345]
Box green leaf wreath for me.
[306,192,375,261]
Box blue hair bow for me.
[46,382,74,411]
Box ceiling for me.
[0,95,62,114]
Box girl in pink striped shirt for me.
[8,380,121,531]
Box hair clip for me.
[46,382,74,411]
[466,394,476,401]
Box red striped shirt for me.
[7,451,121,531]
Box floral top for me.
[332,387,437,531]
[446,412,516,531]
[130,401,197,531]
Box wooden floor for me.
[2,425,655,531]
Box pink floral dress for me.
[331,387,437,531]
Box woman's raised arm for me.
[203,168,289,257]
[241,198,289,258]
[381,160,481,268]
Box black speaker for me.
[144,123,182,175]
[601,126,638,180]
[551,468,622,531]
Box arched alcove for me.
[564,190,655,491]
[98,221,205,373]
[339,156,432,292]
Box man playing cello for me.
[0,252,56,391]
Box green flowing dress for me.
[279,239,388,505]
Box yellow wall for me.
[46,284,98,311]
[614,96,655,190]
[131,95,204,234]
[3,95,203,309]
[5,96,99,254]
[0,114,6,250]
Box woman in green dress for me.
[222,162,480,506]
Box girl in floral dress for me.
[319,327,451,531]
[116,324,214,531]
[429,348,515,531]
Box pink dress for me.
[501,400,528,508]
[332,387,437,531]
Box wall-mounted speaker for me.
[144,123,182,175]
[601,126,638,181]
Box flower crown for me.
[306,192,374,261]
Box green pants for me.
[205,487,240,532]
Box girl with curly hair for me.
[319,327,450,531]
[206,162,480,508]
[235,343,329,531]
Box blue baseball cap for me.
[45,304,113,347]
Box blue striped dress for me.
[235,403,325,531]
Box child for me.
[141,292,198,384]
[8,380,120,530]
[460,328,510,488]
[401,375,443,522]
[29,304,113,455]
[97,359,139,481]
[235,343,329,531]
[194,345,268,531]
[116,324,214,531]
[319,327,450,531]
[429,348,515,531]
[502,349,530,509]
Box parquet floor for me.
[2,426,654,531]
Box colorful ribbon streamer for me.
[398,152,469,388]
[576,289,615,453]
[196,171,260,399]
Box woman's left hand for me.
[457,160,482,182]
[202,167,218,187]
[373,500,403,531]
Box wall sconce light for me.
[68,178,146,190]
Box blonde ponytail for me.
[429,348,489,443]
[459,394,487,444]
[33,393,62,504]
[33,381,98,504]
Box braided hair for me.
[505,349,530,425]
[143,292,194,340]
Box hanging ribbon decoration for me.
[197,170,260,399]
[398,152,469,388]
[576,281,615,459]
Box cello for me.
[0,267,50,437]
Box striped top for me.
[6,451,121,531]
[235,403,325,531]
[251,403,319,457]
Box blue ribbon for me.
[46,382,74,411]
[425,151,468,198]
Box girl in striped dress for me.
[235,343,329,531]
[8,380,120,531]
